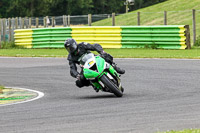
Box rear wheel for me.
[100,75,123,97]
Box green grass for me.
[0,49,68,57]
[0,86,5,94]
[159,129,200,133]
[0,86,4,89]
[1,48,200,59]
[92,0,200,44]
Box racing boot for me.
[93,86,99,92]
[112,63,125,74]
[91,84,99,92]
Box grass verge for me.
[1,48,200,59]
[159,129,200,133]
[0,86,4,94]
[92,0,200,44]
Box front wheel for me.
[100,75,123,97]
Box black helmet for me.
[64,38,78,54]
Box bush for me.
[144,42,159,49]
[0,41,23,49]
[1,41,15,49]
[194,36,200,46]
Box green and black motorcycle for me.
[78,53,124,97]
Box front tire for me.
[100,75,123,97]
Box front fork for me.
[106,63,122,91]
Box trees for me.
[0,0,166,18]
[0,0,12,18]
[7,0,54,17]
[92,0,124,14]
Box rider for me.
[64,38,125,89]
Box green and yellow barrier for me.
[14,25,190,49]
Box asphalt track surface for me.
[0,57,200,133]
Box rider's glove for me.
[76,74,84,81]
[100,51,107,58]
[76,74,81,80]
[100,51,106,55]
[100,51,113,64]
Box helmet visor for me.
[66,43,77,54]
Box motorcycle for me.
[78,53,124,97]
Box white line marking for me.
[0,87,44,107]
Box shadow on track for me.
[76,93,129,99]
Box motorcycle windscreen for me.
[95,56,105,73]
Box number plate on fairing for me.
[88,61,94,66]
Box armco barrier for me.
[14,25,190,49]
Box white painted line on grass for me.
[0,87,44,107]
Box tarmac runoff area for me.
[0,87,44,106]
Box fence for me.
[0,9,199,48]
[121,9,200,46]
[0,13,118,47]
[14,25,190,49]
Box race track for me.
[0,57,200,133]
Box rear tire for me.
[100,75,123,97]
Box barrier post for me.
[19,17,22,29]
[164,11,167,25]
[29,18,32,28]
[11,18,15,41]
[36,18,39,28]
[15,17,18,29]
[8,18,12,42]
[112,13,115,26]
[24,17,28,29]
[3,19,6,42]
[192,9,196,45]
[185,25,191,49]
[52,17,55,27]
[63,15,67,27]
[44,17,47,28]
[88,14,92,26]
[22,18,25,29]
[67,15,70,26]
[137,12,140,26]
